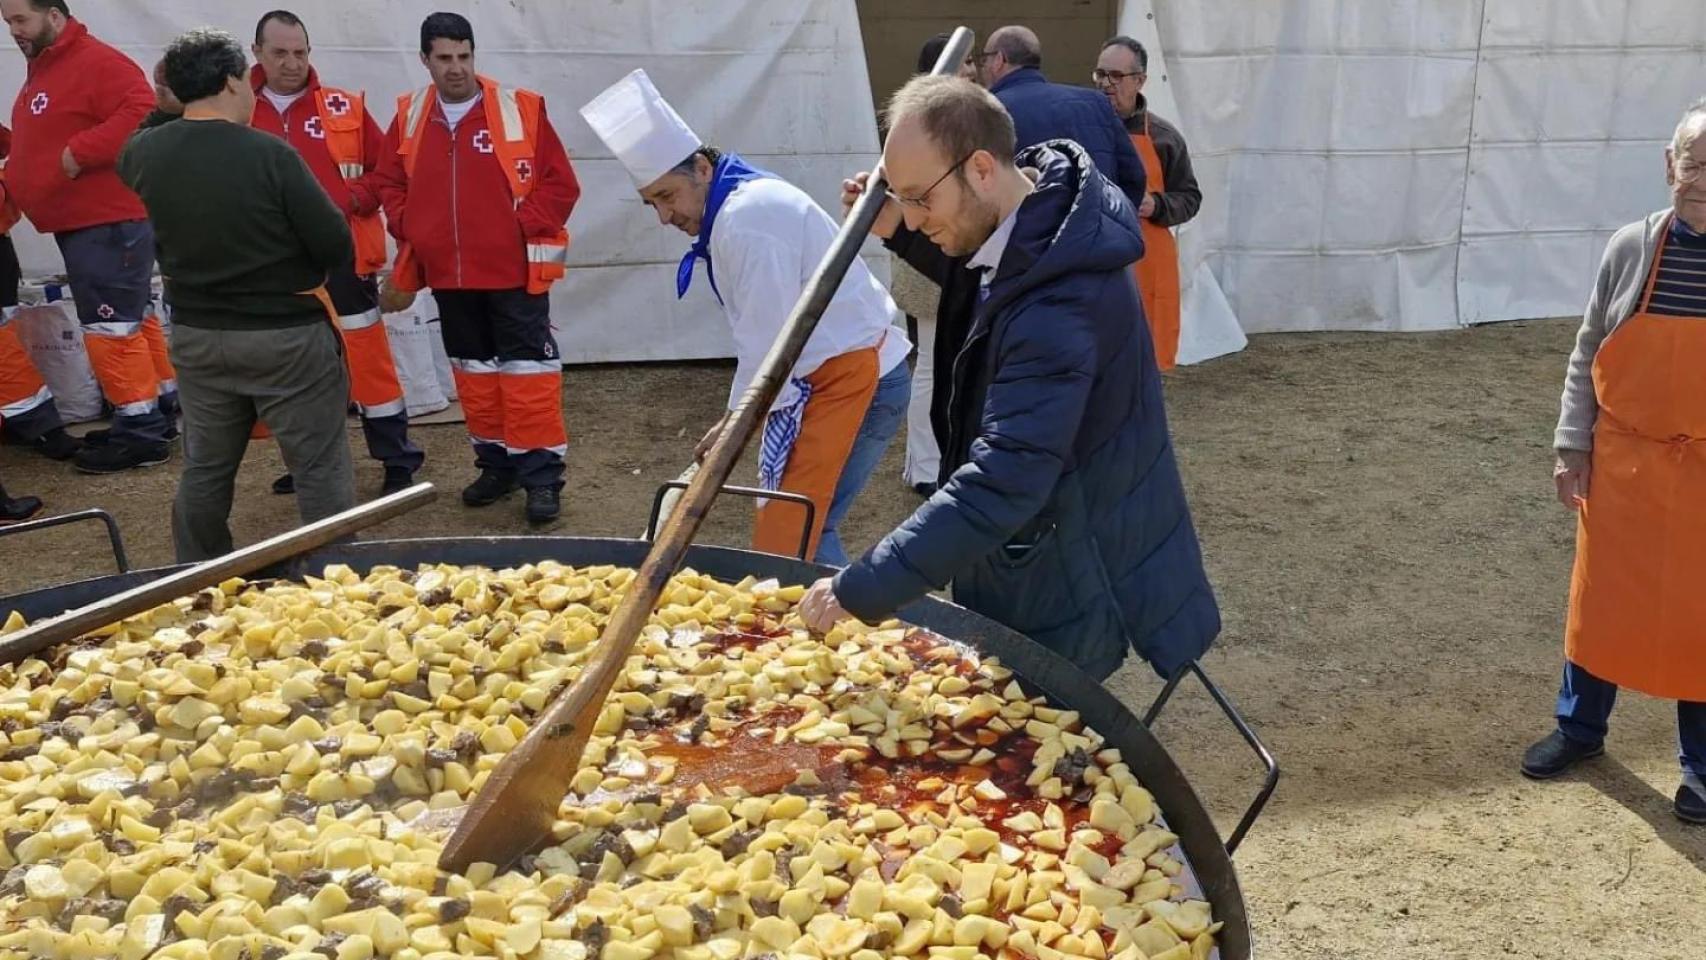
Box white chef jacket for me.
[706,177,911,412]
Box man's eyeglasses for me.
[1092,68,1143,86]
[885,152,975,210]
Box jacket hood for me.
[984,139,1144,311]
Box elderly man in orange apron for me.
[1094,36,1200,372]
[1521,99,1706,825]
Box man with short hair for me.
[372,12,580,524]
[1522,98,1706,825]
[580,70,911,565]
[119,27,356,562]
[1096,35,1200,371]
[800,77,1220,683]
[249,8,423,496]
[976,25,1147,211]
[1,0,173,473]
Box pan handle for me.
[1143,659,1278,857]
[0,509,130,574]
[645,481,819,563]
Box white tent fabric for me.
[0,0,888,364]
[1146,0,1703,333]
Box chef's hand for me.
[377,279,415,315]
[799,578,851,633]
[695,413,729,463]
[60,147,80,180]
[1138,193,1158,220]
[1553,449,1591,510]
[841,171,902,240]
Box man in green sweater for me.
[118,27,354,562]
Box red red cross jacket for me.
[6,18,152,235]
[370,87,580,291]
[248,65,384,219]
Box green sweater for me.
[118,112,353,329]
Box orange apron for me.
[752,347,878,559]
[1130,117,1181,372]
[1564,216,1706,701]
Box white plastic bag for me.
[382,296,450,418]
[413,291,458,403]
[11,302,104,423]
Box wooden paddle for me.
[0,483,437,664]
[437,27,977,874]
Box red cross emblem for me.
[96,304,114,319]
[303,115,325,140]
[323,93,350,116]
[28,92,48,115]
[515,159,532,183]
[472,129,494,154]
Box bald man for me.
[975,25,1146,212]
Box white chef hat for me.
[579,69,704,190]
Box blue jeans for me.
[1556,660,1706,778]
[816,361,911,566]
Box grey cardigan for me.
[1555,210,1673,452]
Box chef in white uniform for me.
[581,70,911,565]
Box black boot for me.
[73,441,171,475]
[462,471,519,507]
[525,486,561,524]
[34,428,80,461]
[1520,730,1604,779]
[381,466,415,495]
[1676,782,1706,824]
[0,484,42,524]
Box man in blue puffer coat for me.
[800,76,1219,681]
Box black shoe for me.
[462,471,519,507]
[272,474,296,495]
[525,486,561,524]
[1521,730,1605,779]
[381,467,414,495]
[0,495,43,524]
[72,441,170,475]
[34,428,80,461]
[1677,783,1706,824]
[911,482,938,498]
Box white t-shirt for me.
[707,177,911,412]
[440,93,482,130]
[262,87,307,118]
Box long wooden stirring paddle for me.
[437,27,977,874]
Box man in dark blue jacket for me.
[978,25,1148,212]
[801,77,1219,681]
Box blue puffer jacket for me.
[991,67,1148,213]
[834,141,1220,681]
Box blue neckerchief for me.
[677,152,778,305]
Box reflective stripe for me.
[527,242,569,266]
[449,358,500,375]
[158,378,178,394]
[498,360,560,376]
[495,86,526,142]
[358,397,407,419]
[336,308,383,332]
[83,321,143,338]
[338,162,364,180]
[0,305,16,325]
[468,434,504,447]
[0,384,51,418]
[402,87,433,141]
[507,444,568,457]
[114,399,159,418]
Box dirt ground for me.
[2,319,1702,958]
